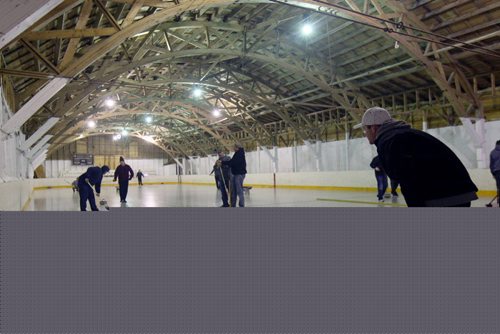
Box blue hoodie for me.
[490,143,500,174]
[78,166,106,194]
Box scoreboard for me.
[73,154,94,166]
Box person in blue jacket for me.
[78,165,110,211]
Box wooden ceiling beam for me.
[22,27,117,41]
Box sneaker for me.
[392,192,398,197]
[220,204,230,207]
[378,199,384,203]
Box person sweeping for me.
[77,165,110,211]
[214,151,231,207]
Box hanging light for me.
[301,23,313,36]
[145,115,153,123]
[104,98,116,108]
[212,108,221,117]
[192,87,203,98]
[87,120,96,128]
[121,129,128,136]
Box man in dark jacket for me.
[490,140,500,206]
[357,107,478,207]
[219,143,247,207]
[370,156,388,202]
[113,156,134,203]
[78,165,110,211]
[213,151,232,207]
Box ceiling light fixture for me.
[104,98,116,108]
[192,87,203,98]
[301,23,313,36]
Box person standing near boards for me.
[114,156,134,203]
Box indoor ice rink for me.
[0,0,499,210]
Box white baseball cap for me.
[354,107,392,129]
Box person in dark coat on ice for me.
[213,151,232,207]
[136,170,145,186]
[113,156,134,203]
[490,139,500,206]
[78,165,110,211]
[219,143,247,207]
[370,156,388,202]
[357,107,478,207]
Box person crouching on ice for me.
[78,165,110,211]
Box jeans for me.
[231,174,246,207]
[376,174,388,200]
[79,183,98,211]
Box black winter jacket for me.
[222,149,247,175]
[374,121,478,207]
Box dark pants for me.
[494,171,500,204]
[376,173,388,200]
[449,202,472,207]
[390,179,399,195]
[218,175,230,206]
[214,175,221,189]
[138,177,143,185]
[119,179,129,201]
[79,183,98,211]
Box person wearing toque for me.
[113,156,134,203]
[356,107,478,207]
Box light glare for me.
[302,24,313,36]
[104,98,115,108]
[192,87,203,98]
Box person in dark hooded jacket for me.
[490,140,500,206]
[219,143,247,207]
[78,165,110,211]
[356,107,478,207]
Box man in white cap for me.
[357,107,478,207]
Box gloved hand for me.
[215,160,222,167]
